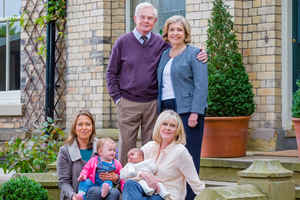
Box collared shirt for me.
[141,141,205,200]
[133,28,151,44]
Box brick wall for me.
[186,0,282,131]
[65,0,125,129]
[0,117,22,129]
[241,0,282,130]
[1,0,283,135]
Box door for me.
[293,0,300,92]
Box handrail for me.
[0,16,21,23]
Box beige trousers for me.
[117,97,158,166]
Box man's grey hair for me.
[134,2,158,19]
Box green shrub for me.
[0,176,48,200]
[205,0,255,117]
[0,118,65,173]
[291,80,300,118]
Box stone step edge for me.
[204,180,300,198]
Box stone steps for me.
[200,153,300,199]
[204,180,300,199]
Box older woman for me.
[57,110,120,200]
[122,110,205,200]
[157,15,208,200]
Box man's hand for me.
[197,47,208,63]
[99,171,119,182]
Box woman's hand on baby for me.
[77,174,86,181]
[140,172,160,193]
[99,171,118,182]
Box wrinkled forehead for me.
[137,6,155,16]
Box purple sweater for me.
[106,32,169,103]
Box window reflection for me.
[10,21,20,90]
[5,0,22,17]
[0,0,21,91]
[0,22,6,91]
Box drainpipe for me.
[45,0,56,121]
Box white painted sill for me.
[0,90,23,116]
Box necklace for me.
[169,44,187,58]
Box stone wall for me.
[241,0,282,130]
[186,0,282,130]
[186,0,284,150]
[1,0,286,148]
[65,0,125,129]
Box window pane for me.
[0,22,6,91]
[10,21,20,90]
[158,0,186,33]
[0,0,3,18]
[5,0,21,17]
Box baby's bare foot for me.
[101,183,111,198]
[74,194,83,200]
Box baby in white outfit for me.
[120,148,170,199]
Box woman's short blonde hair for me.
[162,15,192,44]
[65,109,96,149]
[153,110,186,145]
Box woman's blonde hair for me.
[162,15,191,44]
[65,109,96,149]
[153,110,186,145]
[96,137,116,152]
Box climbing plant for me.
[10,0,67,56]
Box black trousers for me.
[161,99,205,200]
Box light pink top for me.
[141,141,205,200]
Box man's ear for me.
[134,15,137,24]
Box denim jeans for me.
[85,186,120,200]
[78,178,113,198]
[122,180,163,200]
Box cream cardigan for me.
[141,141,205,200]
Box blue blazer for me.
[157,45,208,115]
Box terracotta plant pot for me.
[201,116,251,158]
[292,118,300,159]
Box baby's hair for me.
[96,137,116,151]
[129,147,144,159]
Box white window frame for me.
[281,1,293,131]
[0,0,22,116]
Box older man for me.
[106,2,207,167]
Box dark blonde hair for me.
[152,110,186,145]
[96,138,116,152]
[128,147,144,159]
[65,110,96,149]
[162,15,192,44]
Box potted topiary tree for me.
[201,0,256,157]
[291,80,300,158]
